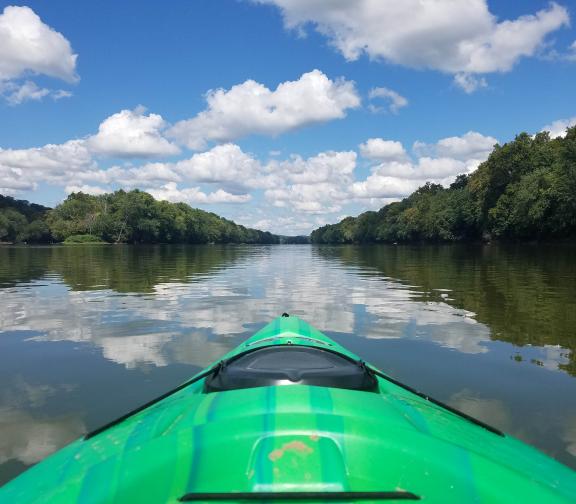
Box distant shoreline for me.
[1,192,309,245]
[311,129,576,245]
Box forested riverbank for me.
[312,127,576,243]
[0,190,295,244]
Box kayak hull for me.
[1,316,575,503]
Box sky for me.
[0,0,575,235]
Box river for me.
[1,243,575,484]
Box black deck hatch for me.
[204,346,377,393]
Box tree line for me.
[311,127,576,243]
[0,190,280,244]
[0,195,52,243]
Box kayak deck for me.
[1,315,575,503]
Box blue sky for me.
[1,0,575,234]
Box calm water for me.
[1,244,575,485]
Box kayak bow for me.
[2,315,575,503]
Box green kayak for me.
[2,315,576,502]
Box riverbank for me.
[311,129,576,244]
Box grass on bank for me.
[63,234,107,245]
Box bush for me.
[63,234,107,244]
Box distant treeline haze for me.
[311,128,576,243]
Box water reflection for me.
[448,389,513,432]
[0,376,84,477]
[318,244,576,374]
[0,244,575,484]
[0,246,494,368]
[0,245,251,291]
[564,419,576,458]
[0,409,84,466]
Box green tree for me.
[0,209,28,242]
[311,128,576,244]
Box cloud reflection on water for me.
[0,379,84,467]
[0,247,570,373]
[0,245,574,482]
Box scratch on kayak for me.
[161,413,185,436]
[268,441,313,461]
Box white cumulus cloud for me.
[123,163,182,186]
[0,6,77,104]
[88,107,180,158]
[414,131,497,160]
[169,69,360,149]
[254,1,569,91]
[175,143,261,184]
[368,87,408,114]
[148,182,251,205]
[64,184,107,196]
[114,143,262,192]
[568,40,576,61]
[541,117,576,138]
[351,131,496,201]
[0,139,95,196]
[351,175,422,200]
[0,165,36,193]
[263,151,357,214]
[2,80,49,105]
[453,73,487,94]
[0,140,93,184]
[359,138,407,162]
[0,80,74,105]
